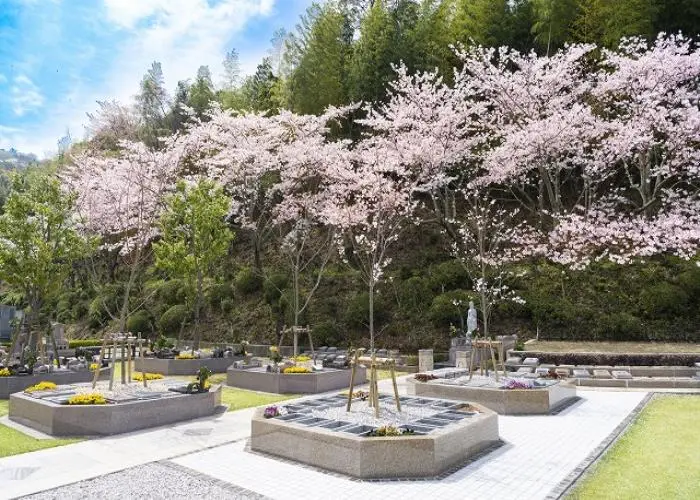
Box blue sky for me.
[0,0,314,156]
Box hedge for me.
[509,351,699,367]
[69,339,104,348]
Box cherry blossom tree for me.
[66,141,178,333]
[323,141,416,352]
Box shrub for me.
[133,372,164,381]
[25,381,58,393]
[126,310,152,335]
[0,368,10,377]
[428,290,474,328]
[426,260,471,292]
[263,406,280,418]
[263,273,288,304]
[207,283,234,308]
[509,351,699,367]
[282,366,312,374]
[294,355,311,362]
[89,363,99,371]
[68,393,107,405]
[404,355,418,366]
[159,305,190,334]
[176,353,195,360]
[235,267,262,295]
[68,339,103,348]
[414,373,437,382]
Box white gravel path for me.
[22,462,266,500]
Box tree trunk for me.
[368,277,375,353]
[193,269,203,351]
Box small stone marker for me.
[418,349,434,372]
[535,367,550,376]
[611,370,633,380]
[505,356,522,366]
[523,357,539,366]
[555,368,571,377]
[572,369,591,378]
[455,351,469,369]
[593,369,612,379]
[516,366,534,374]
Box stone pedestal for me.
[418,349,434,372]
[455,351,469,369]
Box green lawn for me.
[0,399,81,458]
[568,395,700,500]
[524,340,700,354]
[220,386,298,411]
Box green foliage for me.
[159,305,190,334]
[206,283,234,309]
[235,267,263,295]
[0,171,92,322]
[68,339,103,348]
[153,178,234,345]
[263,273,288,304]
[126,310,153,335]
[428,290,473,327]
[287,3,352,114]
[344,292,389,330]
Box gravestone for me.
[418,349,434,372]
[611,370,633,380]
[455,351,469,369]
[572,369,591,378]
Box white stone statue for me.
[466,301,477,335]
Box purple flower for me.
[263,406,280,418]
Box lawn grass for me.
[524,340,700,354]
[568,395,700,500]
[0,398,81,458]
[220,386,298,411]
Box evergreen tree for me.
[531,0,579,55]
[168,80,191,133]
[136,61,169,146]
[349,0,397,102]
[287,3,352,114]
[451,0,512,47]
[573,0,657,47]
[221,48,241,90]
[188,66,216,119]
[655,0,700,38]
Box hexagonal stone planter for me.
[251,394,500,479]
[407,376,577,415]
[9,383,223,436]
[134,357,238,375]
[0,368,110,399]
[227,366,367,394]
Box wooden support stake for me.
[346,349,360,412]
[138,333,147,388]
[468,337,478,381]
[390,361,401,412]
[488,339,499,382]
[108,337,117,391]
[120,335,126,385]
[92,335,109,389]
[126,336,132,383]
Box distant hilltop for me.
[0,148,38,169]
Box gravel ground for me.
[286,398,445,427]
[22,462,267,500]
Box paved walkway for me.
[0,376,648,500]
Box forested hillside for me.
[2,0,699,350]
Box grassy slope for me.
[524,340,700,353]
[0,399,81,458]
[569,395,700,500]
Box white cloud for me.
[101,0,275,102]
[11,74,45,116]
[3,0,283,155]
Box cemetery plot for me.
[250,393,499,479]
